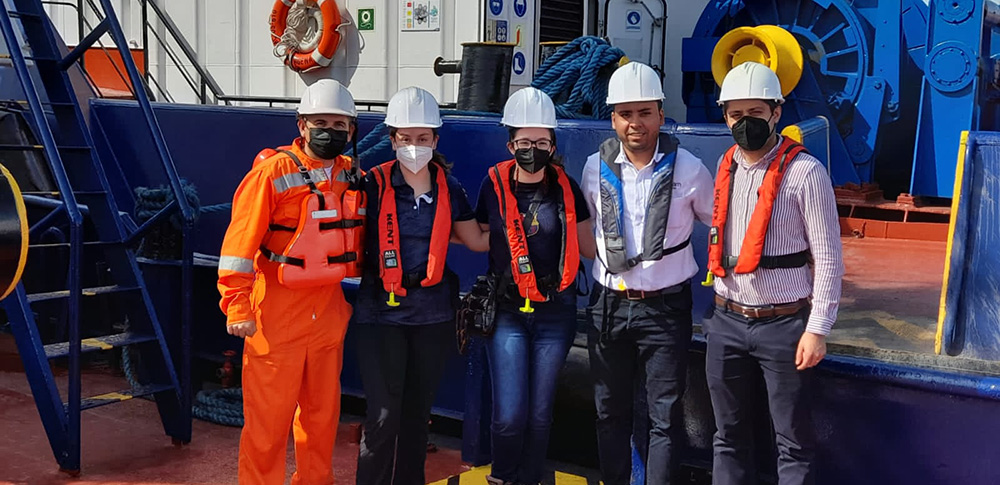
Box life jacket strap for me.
[328,253,358,264]
[260,246,358,267]
[321,219,365,229]
[623,236,692,269]
[260,245,304,267]
[269,219,364,233]
[269,223,296,232]
[721,249,811,270]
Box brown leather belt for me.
[607,282,687,301]
[714,295,809,319]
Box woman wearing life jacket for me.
[474,88,596,485]
[353,86,487,485]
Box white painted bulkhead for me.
[40,0,712,121]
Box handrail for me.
[216,94,392,110]
[215,95,461,112]
[60,0,225,104]
[138,0,226,104]
[96,0,196,223]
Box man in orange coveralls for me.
[218,79,358,484]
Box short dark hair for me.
[722,99,780,114]
[388,127,439,138]
[611,100,663,112]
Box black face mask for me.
[731,115,774,151]
[307,127,349,160]
[514,148,552,174]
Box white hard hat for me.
[501,87,557,128]
[606,62,664,106]
[385,87,442,128]
[298,79,357,117]
[717,62,785,105]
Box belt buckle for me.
[625,289,648,300]
[750,304,775,319]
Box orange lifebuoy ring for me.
[269,0,343,72]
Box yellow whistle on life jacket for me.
[386,289,401,307]
[519,296,535,314]
[701,271,715,287]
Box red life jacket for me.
[372,161,452,305]
[257,149,365,288]
[708,137,808,278]
[489,160,579,309]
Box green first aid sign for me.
[358,8,374,31]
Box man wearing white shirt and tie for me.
[580,62,714,485]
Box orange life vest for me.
[255,146,366,277]
[708,137,809,278]
[371,161,452,306]
[254,146,286,168]
[258,149,365,287]
[489,160,579,310]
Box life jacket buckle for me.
[519,296,535,314]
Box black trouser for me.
[355,321,453,485]
[587,283,693,485]
[704,305,816,485]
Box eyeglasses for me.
[511,139,552,151]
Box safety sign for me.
[626,10,641,30]
[401,0,440,32]
[513,52,526,75]
[358,8,374,31]
[513,0,527,18]
[494,20,508,42]
[486,0,533,84]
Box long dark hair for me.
[506,127,564,166]
[388,127,453,174]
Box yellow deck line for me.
[427,465,598,485]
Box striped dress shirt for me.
[712,136,845,336]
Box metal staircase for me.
[0,0,193,474]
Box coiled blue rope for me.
[531,36,627,120]
[192,387,244,427]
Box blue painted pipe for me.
[821,355,1000,401]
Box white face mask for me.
[396,145,434,174]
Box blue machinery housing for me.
[89,101,1000,484]
[682,0,1000,198]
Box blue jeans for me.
[485,307,577,484]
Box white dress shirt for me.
[581,140,714,291]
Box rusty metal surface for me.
[840,218,949,241]
[832,238,944,354]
